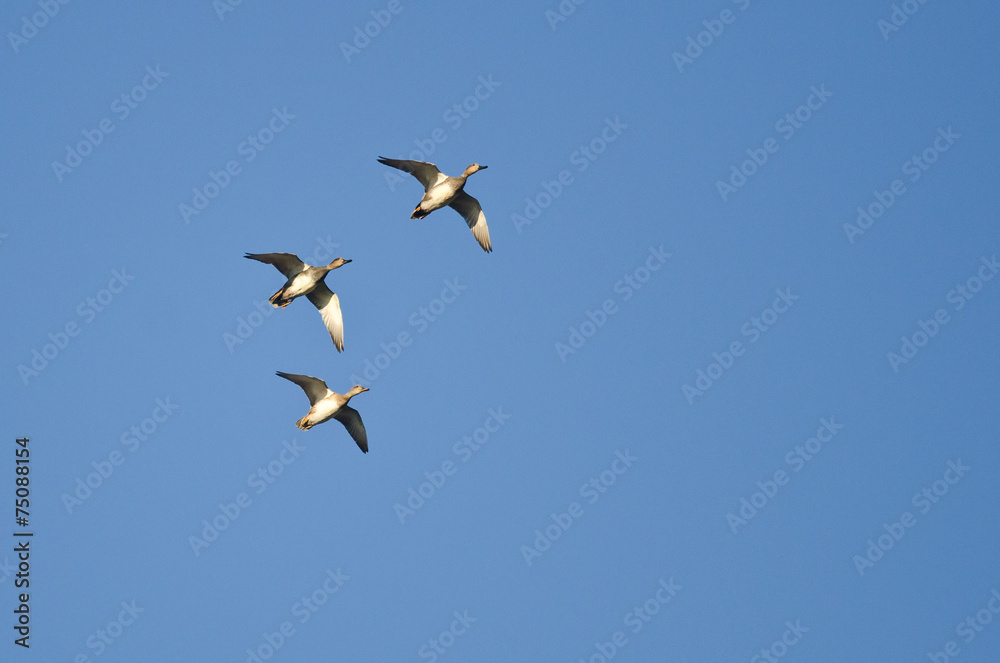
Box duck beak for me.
[342,259,352,264]
[361,387,370,392]
[479,165,488,170]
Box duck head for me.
[463,163,488,176]
[326,257,352,270]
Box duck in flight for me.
[377,157,492,253]
[276,372,370,453]
[245,252,350,352]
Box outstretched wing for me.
[306,282,345,352]
[244,253,305,278]
[276,372,332,405]
[377,157,447,191]
[449,190,492,253]
[333,405,368,453]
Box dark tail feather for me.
[269,290,290,308]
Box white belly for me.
[307,399,341,426]
[284,273,318,299]
[421,184,456,212]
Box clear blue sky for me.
[2,1,999,661]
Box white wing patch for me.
[449,191,492,253]
[307,283,345,352]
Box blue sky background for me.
[2,1,999,661]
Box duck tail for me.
[269,289,290,308]
[295,416,311,430]
[411,206,428,220]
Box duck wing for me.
[245,253,306,278]
[306,282,345,352]
[333,405,368,453]
[276,372,333,405]
[377,157,447,191]
[449,190,492,253]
